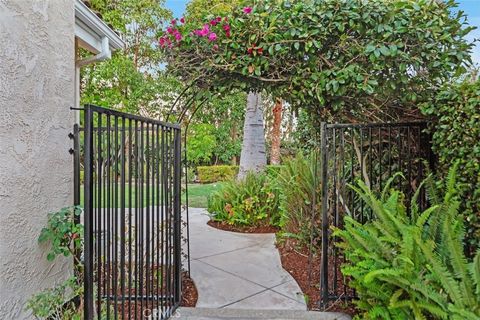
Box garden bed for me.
[98,270,197,319]
[277,239,357,316]
[207,220,279,233]
[181,272,198,307]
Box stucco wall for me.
[0,1,74,318]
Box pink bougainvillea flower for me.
[159,37,166,47]
[243,6,252,14]
[180,17,185,24]
[200,25,210,36]
[171,19,177,25]
[167,27,174,34]
[174,31,182,41]
[225,30,231,38]
[257,47,263,55]
[247,47,253,55]
[210,19,218,26]
[208,32,217,41]
[223,24,230,32]
[216,16,222,22]
[213,44,219,51]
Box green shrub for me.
[334,165,480,319]
[197,165,285,183]
[275,153,321,248]
[26,277,82,320]
[421,78,480,254]
[27,207,84,319]
[265,165,284,177]
[197,165,239,183]
[207,173,282,227]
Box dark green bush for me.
[421,78,480,253]
[207,173,282,227]
[335,165,480,319]
[275,153,321,248]
[197,165,239,183]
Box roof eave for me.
[74,0,125,53]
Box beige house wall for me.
[0,1,75,318]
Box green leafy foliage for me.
[28,207,84,319]
[276,153,321,248]
[193,93,246,165]
[207,173,282,226]
[38,206,83,262]
[26,277,83,320]
[187,124,217,165]
[421,77,480,253]
[334,165,480,319]
[197,165,283,183]
[197,165,239,183]
[164,0,474,122]
[185,0,242,22]
[81,0,173,115]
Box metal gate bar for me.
[82,104,182,319]
[319,121,433,305]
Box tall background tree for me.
[80,0,172,115]
[184,0,271,177]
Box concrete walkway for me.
[176,307,351,320]
[187,208,307,310]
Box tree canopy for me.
[81,0,173,114]
[162,0,475,122]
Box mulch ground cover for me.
[277,239,357,316]
[181,272,198,307]
[98,267,197,319]
[206,220,357,316]
[207,220,279,233]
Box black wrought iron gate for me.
[319,121,434,305]
[79,105,182,319]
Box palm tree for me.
[238,91,266,179]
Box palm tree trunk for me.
[270,98,283,165]
[238,91,266,179]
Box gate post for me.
[173,128,182,305]
[320,122,329,307]
[84,105,95,320]
[71,124,82,276]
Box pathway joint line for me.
[188,208,307,310]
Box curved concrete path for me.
[187,208,307,310]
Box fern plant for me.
[334,163,480,319]
[275,152,321,248]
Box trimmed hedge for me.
[197,165,239,183]
[421,78,480,254]
[197,165,284,183]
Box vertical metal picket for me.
[173,129,182,305]
[84,105,95,320]
[319,121,433,306]
[81,105,183,320]
[320,122,329,306]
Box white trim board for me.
[74,0,124,54]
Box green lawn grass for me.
[79,182,223,209]
[183,182,224,208]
